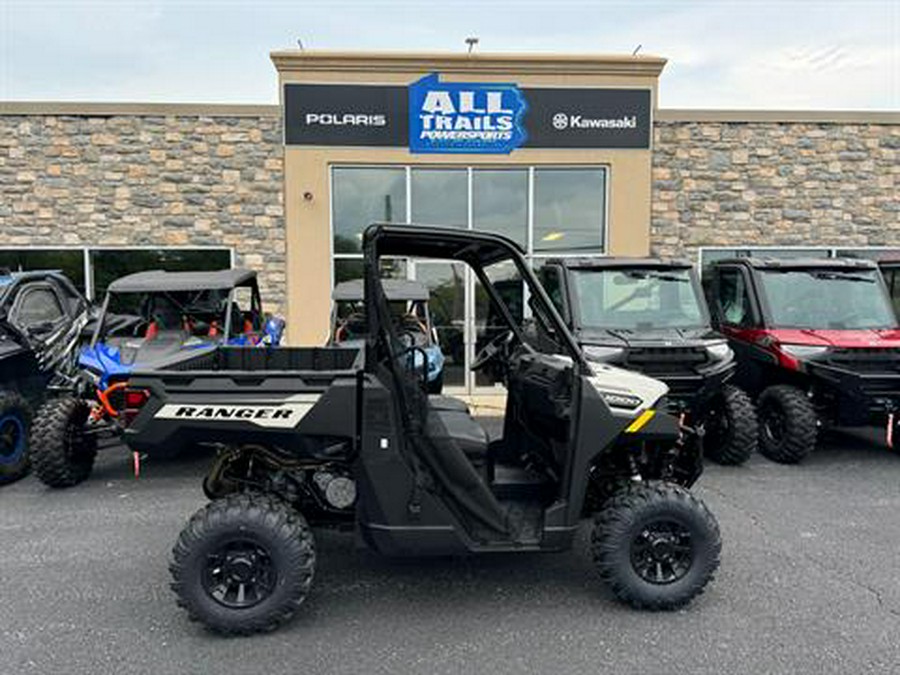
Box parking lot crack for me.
[703,483,900,620]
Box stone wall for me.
[0,111,285,312]
[651,119,900,259]
[2,108,898,314]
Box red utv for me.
[705,257,900,463]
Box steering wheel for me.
[471,329,515,371]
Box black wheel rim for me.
[762,402,786,445]
[0,414,26,465]
[631,520,693,585]
[203,539,277,609]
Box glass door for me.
[411,261,467,391]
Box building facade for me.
[1,51,898,394]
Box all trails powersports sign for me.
[407,74,528,154]
[284,73,651,151]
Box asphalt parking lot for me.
[2,424,900,675]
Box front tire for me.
[757,385,816,464]
[702,385,758,466]
[170,493,316,635]
[591,482,721,610]
[31,396,97,488]
[0,391,33,485]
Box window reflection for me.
[411,169,467,228]
[332,168,407,254]
[472,169,527,247]
[0,250,86,292]
[333,258,407,286]
[534,168,605,252]
[90,249,231,299]
[413,262,466,388]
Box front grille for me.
[623,346,709,375]
[824,348,900,374]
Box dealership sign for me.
[284,77,651,150]
[408,74,528,154]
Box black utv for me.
[0,270,91,483]
[537,258,757,466]
[122,225,722,635]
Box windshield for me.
[570,268,706,330]
[758,269,898,330]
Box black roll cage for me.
[90,280,262,348]
[361,223,589,374]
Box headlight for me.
[779,344,829,359]
[583,345,625,362]
[705,340,733,361]
[599,391,642,409]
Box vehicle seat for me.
[428,395,469,413]
[427,406,488,464]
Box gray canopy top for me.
[333,278,430,302]
[107,268,257,294]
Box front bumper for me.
[656,361,735,413]
[806,357,900,426]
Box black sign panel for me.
[284,84,407,146]
[522,88,651,149]
[283,82,651,150]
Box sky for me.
[1,0,898,110]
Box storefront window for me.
[90,248,231,298]
[331,164,608,392]
[0,249,86,292]
[533,168,606,253]
[472,169,527,248]
[332,167,407,254]
[411,168,467,228]
[333,258,407,286]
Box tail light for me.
[123,388,150,425]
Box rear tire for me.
[757,385,816,464]
[31,396,97,488]
[591,481,721,610]
[170,492,316,635]
[702,385,758,466]
[0,391,33,485]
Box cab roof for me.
[333,278,429,302]
[107,268,256,294]
[713,257,878,271]
[545,256,693,270]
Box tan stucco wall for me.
[272,51,665,345]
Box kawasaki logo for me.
[155,396,320,429]
[551,113,638,130]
